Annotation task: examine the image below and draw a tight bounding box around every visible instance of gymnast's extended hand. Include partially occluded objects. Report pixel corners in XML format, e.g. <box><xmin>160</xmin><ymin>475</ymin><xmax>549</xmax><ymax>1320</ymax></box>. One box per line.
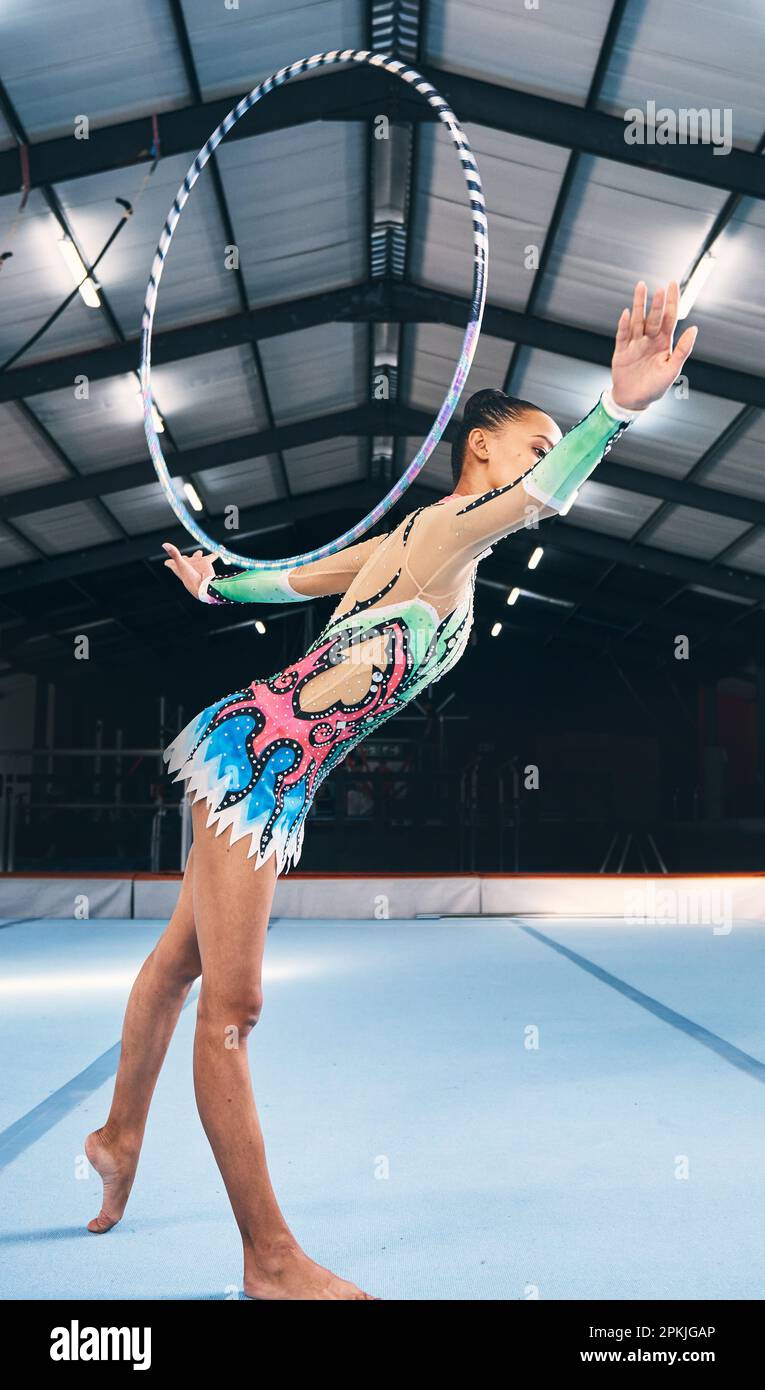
<box><xmin>161</xmin><ymin>543</ymin><xmax>216</xmax><ymax>598</ymax></box>
<box><xmin>610</xmin><ymin>279</ymin><xmax>698</xmax><ymax>410</ymax></box>
<box><xmin>440</xmin><ymin>278</ymin><xmax>701</xmax><ymax>550</ymax></box>
<box><xmin>161</xmin><ymin>534</ymin><xmax>385</xmax><ymax>605</ymax></box>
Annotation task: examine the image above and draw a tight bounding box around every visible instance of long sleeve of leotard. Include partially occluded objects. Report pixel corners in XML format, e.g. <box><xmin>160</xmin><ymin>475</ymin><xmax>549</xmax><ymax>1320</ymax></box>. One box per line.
<box><xmin>198</xmin><ymin>533</ymin><xmax>386</xmax><ymax>605</ymax></box>
<box><xmin>451</xmin><ymin>388</ymin><xmax>645</xmax><ymax>558</ymax></box>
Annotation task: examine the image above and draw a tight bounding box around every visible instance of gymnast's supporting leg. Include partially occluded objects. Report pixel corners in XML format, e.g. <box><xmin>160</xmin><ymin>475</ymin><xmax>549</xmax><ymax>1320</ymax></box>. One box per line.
<box><xmin>189</xmin><ymin>799</ymin><xmax>375</xmax><ymax>1300</ymax></box>
<box><xmin>85</xmin><ymin>846</ymin><xmax>203</xmax><ymax>1232</ymax></box>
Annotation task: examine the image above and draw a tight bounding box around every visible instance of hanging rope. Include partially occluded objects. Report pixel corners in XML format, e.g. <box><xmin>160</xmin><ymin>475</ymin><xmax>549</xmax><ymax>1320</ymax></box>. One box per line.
<box><xmin>0</xmin><ymin>112</ymin><xmax>164</xmax><ymax>368</ymax></box>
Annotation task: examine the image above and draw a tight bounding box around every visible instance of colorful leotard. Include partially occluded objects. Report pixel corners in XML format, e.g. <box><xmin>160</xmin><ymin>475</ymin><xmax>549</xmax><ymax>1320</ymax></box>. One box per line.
<box><xmin>164</xmin><ymin>390</ymin><xmax>639</xmax><ymax>873</ymax></box>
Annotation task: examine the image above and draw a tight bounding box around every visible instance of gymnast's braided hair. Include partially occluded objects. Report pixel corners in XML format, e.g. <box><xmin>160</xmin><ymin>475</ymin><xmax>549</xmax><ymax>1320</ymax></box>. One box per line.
<box><xmin>451</xmin><ymin>388</ymin><xmax>542</xmax><ymax>485</ymax></box>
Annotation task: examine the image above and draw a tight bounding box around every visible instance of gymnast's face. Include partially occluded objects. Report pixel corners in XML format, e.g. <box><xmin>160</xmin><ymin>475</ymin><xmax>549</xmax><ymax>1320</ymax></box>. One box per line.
<box><xmin>459</xmin><ymin>407</ymin><xmax>562</xmax><ymax>494</ymax></box>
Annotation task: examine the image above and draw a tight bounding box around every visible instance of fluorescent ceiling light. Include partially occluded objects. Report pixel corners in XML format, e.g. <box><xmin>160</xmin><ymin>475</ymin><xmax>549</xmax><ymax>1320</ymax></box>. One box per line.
<box><xmin>527</xmin><ymin>546</ymin><xmax>544</xmax><ymax>570</ymax></box>
<box><xmin>57</xmin><ymin>236</ymin><xmax>101</xmax><ymax>308</ymax></box>
<box><xmin>559</xmin><ymin>488</ymin><xmax>579</xmax><ymax>516</ymax></box>
<box><xmin>182</xmin><ymin>481</ymin><xmax>203</xmax><ymax>512</ymax></box>
<box><xmin>506</xmin><ymin>587</ymin><xmax>520</xmax><ymax>606</ymax></box>
<box><xmin>490</xmin><ymin>621</ymin><xmax>502</xmax><ymax>637</ymax></box>
<box><xmin>678</xmin><ymin>252</ymin><xmax>715</xmax><ymax>319</ymax></box>
<box><xmin>134</xmin><ymin>383</ymin><xmax>165</xmax><ymax>432</ymax></box>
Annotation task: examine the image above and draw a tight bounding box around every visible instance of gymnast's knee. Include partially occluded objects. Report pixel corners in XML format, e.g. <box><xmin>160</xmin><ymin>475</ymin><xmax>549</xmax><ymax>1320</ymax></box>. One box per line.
<box><xmin>197</xmin><ymin>984</ymin><xmax>264</xmax><ymax>1039</ymax></box>
<box><xmin>151</xmin><ymin>941</ymin><xmax>201</xmax><ymax>990</ymax></box>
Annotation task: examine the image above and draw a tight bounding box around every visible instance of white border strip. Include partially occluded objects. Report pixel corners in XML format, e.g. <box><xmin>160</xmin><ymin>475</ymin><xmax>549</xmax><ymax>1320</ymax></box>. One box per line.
<box><xmin>1</xmin><ymin>875</ymin><xmax>762</xmax><ymax>922</ymax></box>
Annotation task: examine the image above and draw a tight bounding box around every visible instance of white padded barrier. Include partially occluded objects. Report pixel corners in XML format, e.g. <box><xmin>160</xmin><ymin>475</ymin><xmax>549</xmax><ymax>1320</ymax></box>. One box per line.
<box><xmin>0</xmin><ymin>875</ymin><xmax>133</xmax><ymax>919</ymax></box>
<box><xmin>132</xmin><ymin>874</ymin><xmax>480</xmax><ymax>921</ymax></box>
<box><xmin>2</xmin><ymin>873</ymin><xmax>763</xmax><ymax>922</ymax></box>
<box><xmin>480</xmin><ymin>874</ymin><xmax>765</xmax><ymax>922</ymax></box>
<box><xmin>273</xmin><ymin>874</ymin><xmax>481</xmax><ymax>920</ymax></box>
<box><xmin>133</xmin><ymin>876</ymin><xmax>182</xmax><ymax>920</ymax></box>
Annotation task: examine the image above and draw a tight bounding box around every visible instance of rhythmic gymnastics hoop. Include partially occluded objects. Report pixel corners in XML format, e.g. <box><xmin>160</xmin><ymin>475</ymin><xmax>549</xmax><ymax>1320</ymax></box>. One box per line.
<box><xmin>140</xmin><ymin>49</ymin><xmax>488</xmax><ymax>570</ymax></box>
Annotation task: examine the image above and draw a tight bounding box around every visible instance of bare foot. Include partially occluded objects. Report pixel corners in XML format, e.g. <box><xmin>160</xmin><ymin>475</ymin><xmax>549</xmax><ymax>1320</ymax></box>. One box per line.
<box><xmin>244</xmin><ymin>1243</ymin><xmax>379</xmax><ymax>1300</ymax></box>
<box><xmin>84</xmin><ymin>1127</ymin><xmax>141</xmax><ymax>1233</ymax></box>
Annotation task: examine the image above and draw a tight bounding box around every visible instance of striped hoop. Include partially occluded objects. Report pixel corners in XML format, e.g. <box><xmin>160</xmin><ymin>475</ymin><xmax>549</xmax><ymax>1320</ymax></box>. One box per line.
<box><xmin>140</xmin><ymin>49</ymin><xmax>488</xmax><ymax>569</ymax></box>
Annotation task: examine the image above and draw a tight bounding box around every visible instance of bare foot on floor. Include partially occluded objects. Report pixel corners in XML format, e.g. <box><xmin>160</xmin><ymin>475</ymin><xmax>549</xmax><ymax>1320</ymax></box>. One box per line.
<box><xmin>84</xmin><ymin>1127</ymin><xmax>141</xmax><ymax>1233</ymax></box>
<box><xmin>244</xmin><ymin>1245</ymin><xmax>380</xmax><ymax>1300</ymax></box>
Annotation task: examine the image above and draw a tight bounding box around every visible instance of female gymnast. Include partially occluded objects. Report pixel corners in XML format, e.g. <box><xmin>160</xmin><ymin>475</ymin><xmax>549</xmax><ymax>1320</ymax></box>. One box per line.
<box><xmin>85</xmin><ymin>281</ymin><xmax>697</xmax><ymax>1299</ymax></box>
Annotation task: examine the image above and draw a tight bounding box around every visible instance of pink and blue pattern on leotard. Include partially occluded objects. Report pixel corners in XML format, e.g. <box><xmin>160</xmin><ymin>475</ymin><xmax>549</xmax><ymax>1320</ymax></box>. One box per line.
<box><xmin>164</xmin><ymin>581</ymin><xmax>474</xmax><ymax>875</ymax></box>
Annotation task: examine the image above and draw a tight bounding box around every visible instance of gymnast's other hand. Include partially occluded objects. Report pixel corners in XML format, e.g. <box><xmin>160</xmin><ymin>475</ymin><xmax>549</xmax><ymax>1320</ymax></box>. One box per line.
<box><xmin>611</xmin><ymin>279</ymin><xmax>698</xmax><ymax>412</ymax></box>
<box><xmin>162</xmin><ymin>542</ymin><xmax>216</xmax><ymax>598</ymax></box>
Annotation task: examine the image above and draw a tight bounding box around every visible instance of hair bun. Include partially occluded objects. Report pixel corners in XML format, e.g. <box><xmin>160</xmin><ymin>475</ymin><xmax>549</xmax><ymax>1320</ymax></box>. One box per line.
<box><xmin>464</xmin><ymin>388</ymin><xmax>507</xmax><ymax>420</ymax></box>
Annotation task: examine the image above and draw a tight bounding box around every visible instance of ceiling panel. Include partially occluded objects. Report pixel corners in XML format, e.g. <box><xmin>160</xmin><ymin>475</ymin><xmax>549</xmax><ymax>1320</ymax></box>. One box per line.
<box><xmin>642</xmin><ymin>505</ymin><xmax>750</xmax><ymax>560</ymax></box>
<box><xmin>0</xmin><ymin>402</ymin><xmax>71</xmax><ymax>493</ymax></box>
<box><xmin>1</xmin><ymin>0</ymin><xmax>189</xmax><ymax>140</ymax></box>
<box><xmin>13</xmin><ymin>498</ymin><xmax>121</xmax><ymax>554</ymax></box>
<box><xmin>532</xmin><ymin>156</ymin><xmax>729</xmax><ymax>343</ymax></box>
<box><xmin>260</xmin><ymin>322</ymin><xmax>366</xmax><ymax>423</ymax></box>
<box><xmin>409</xmin><ymin>122</ymin><xmax>568</xmax><ymax>309</ymax></box>
<box><xmin>101</xmin><ymin>482</ymin><xmax>174</xmax><ymax>538</ymax></box>
<box><xmin>668</xmin><ymin>197</ymin><xmax>765</xmax><ymax>374</ymax></box>
<box><xmin>25</xmin><ymin>373</ymin><xmax>150</xmax><ymax>473</ymax></box>
<box><xmin>217</xmin><ymin>121</ymin><xmax>366</xmax><ymax>308</ymax></box>
<box><xmin>402</xmin><ymin>435</ymin><xmax>452</xmax><ymax>493</ymax></box>
<box><xmin>425</xmin><ymin>0</ymin><xmax>616</xmax><ymax>105</ymax></box>
<box><xmin>283</xmin><ymin>436</ymin><xmax>365</xmax><ymax>495</ymax></box>
<box><xmin>197</xmin><ymin>455</ymin><xmax>286</xmax><ymax>513</ymax></box>
<box><xmin>150</xmin><ymin>345</ymin><xmax>269</xmax><ymax>448</ymax></box>
<box><xmin>700</xmin><ymin>410</ymin><xmax>765</xmax><ymax>502</ymax></box>
<box><xmin>727</xmin><ymin>531</ymin><xmax>765</xmax><ymax>576</ymax></box>
<box><xmin>599</xmin><ymin>0</ymin><xmax>765</xmax><ymax>147</ymax></box>
<box><xmin>180</xmin><ymin>0</ymin><xmax>364</xmax><ymax>101</ymax></box>
<box><xmin>401</xmin><ymin>324</ymin><xmax>512</xmax><ymax>411</ymax></box>
<box><xmin>0</xmin><ymin>521</ymin><xmax>37</xmax><ymax>569</ymax></box>
<box><xmin>561</xmin><ymin>479</ymin><xmax>660</xmax><ymax>538</ymax></box>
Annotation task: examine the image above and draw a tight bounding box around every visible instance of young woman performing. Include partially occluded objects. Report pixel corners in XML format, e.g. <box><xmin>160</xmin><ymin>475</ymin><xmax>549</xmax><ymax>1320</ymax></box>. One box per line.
<box><xmin>85</xmin><ymin>281</ymin><xmax>697</xmax><ymax>1299</ymax></box>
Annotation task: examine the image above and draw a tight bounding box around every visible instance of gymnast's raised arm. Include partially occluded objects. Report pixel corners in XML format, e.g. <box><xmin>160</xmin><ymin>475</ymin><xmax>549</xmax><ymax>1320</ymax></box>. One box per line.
<box><xmin>161</xmin><ymin>533</ymin><xmax>385</xmax><ymax>605</ymax></box>
<box><xmin>448</xmin><ymin>280</ymin><xmax>699</xmax><ymax>560</ymax></box>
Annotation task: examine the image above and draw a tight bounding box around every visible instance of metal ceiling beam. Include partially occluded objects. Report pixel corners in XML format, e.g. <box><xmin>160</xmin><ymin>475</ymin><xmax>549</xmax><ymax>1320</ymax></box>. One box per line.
<box><xmin>476</xmin><ymin>563</ymin><xmax>758</xmax><ymax>644</ymax></box>
<box><xmin>6</xmin><ymin>515</ymin><xmax>751</xmax><ymax>657</ymax></box>
<box><xmin>0</xmin><ymin>480</ymin><xmax>377</xmax><ymax>593</ymax></box>
<box><xmin>0</xmin><ymin>406</ymin><xmax>380</xmax><ymax>518</ymax></box>
<box><xmin>0</xmin><ymin>282</ymin><xmax>361</xmax><ymax>402</ymax></box>
<box><xmin>3</xmin><ymin>478</ymin><xmax>765</xmax><ymax>605</ymax></box>
<box><xmin>6</xmin><ymin>401</ymin><xmax>765</xmax><ymax>533</ymax></box>
<box><xmin>474</xmin><ymin>581</ymin><xmax>762</xmax><ymax>674</ymax></box>
<box><xmin>541</xmin><ymin>520</ymin><xmax>765</xmax><ymax>605</ymax></box>
<box><xmin>4</xmin><ymin>279</ymin><xmax>764</xmax><ymax>408</ymax></box>
<box><xmin>2</xmin><ymin>63</ymin><xmax>764</xmax><ymax>201</ymax></box>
